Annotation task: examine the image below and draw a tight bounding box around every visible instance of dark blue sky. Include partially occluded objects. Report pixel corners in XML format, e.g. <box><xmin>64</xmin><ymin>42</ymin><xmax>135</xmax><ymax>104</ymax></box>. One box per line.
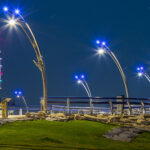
<box><xmin>1</xmin><ymin>0</ymin><xmax>150</xmax><ymax>104</ymax></box>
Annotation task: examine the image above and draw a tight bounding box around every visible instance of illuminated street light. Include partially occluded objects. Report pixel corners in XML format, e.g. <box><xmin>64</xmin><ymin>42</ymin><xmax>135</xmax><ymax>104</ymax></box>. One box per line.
<box><xmin>102</xmin><ymin>41</ymin><xmax>106</xmax><ymax>46</ymax></box>
<box><xmin>138</xmin><ymin>72</ymin><xmax>143</xmax><ymax>77</ymax></box>
<box><xmin>96</xmin><ymin>40</ymin><xmax>100</xmax><ymax>44</ymax></box>
<box><xmin>3</xmin><ymin>6</ymin><xmax>8</xmax><ymax>12</ymax></box>
<box><xmin>8</xmin><ymin>19</ymin><xmax>16</xmax><ymax>25</ymax></box>
<box><xmin>14</xmin><ymin>90</ymin><xmax>29</xmax><ymax>113</ymax></box>
<box><xmin>97</xmin><ymin>48</ymin><xmax>105</xmax><ymax>55</ymax></box>
<box><xmin>74</xmin><ymin>74</ymin><xmax>93</xmax><ymax>114</ymax></box>
<box><xmin>14</xmin><ymin>9</ymin><xmax>20</xmax><ymax>14</ymax></box>
<box><xmin>96</xmin><ymin>40</ymin><xmax>131</xmax><ymax>114</ymax></box>
<box><xmin>137</xmin><ymin>66</ymin><xmax>150</xmax><ymax>82</ymax></box>
<box><xmin>3</xmin><ymin>7</ymin><xmax>48</xmax><ymax>113</ymax></box>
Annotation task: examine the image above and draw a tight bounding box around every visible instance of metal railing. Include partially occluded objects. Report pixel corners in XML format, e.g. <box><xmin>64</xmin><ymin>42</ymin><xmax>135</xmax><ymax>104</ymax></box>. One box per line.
<box><xmin>47</xmin><ymin>96</ymin><xmax>150</xmax><ymax>115</ymax></box>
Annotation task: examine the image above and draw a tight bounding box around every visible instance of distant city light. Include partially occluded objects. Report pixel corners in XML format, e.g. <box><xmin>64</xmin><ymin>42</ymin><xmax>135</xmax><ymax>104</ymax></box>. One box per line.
<box><xmin>3</xmin><ymin>6</ymin><xmax>8</xmax><ymax>12</ymax></box>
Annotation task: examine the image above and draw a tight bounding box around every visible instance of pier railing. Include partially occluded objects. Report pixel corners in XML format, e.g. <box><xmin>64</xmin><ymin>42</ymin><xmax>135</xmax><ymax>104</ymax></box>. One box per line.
<box><xmin>47</xmin><ymin>96</ymin><xmax>150</xmax><ymax>115</ymax></box>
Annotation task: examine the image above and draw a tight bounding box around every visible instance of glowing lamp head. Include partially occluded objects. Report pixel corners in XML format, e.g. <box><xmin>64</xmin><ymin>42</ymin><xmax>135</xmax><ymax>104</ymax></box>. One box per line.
<box><xmin>17</xmin><ymin>95</ymin><xmax>20</xmax><ymax>98</ymax></box>
<box><xmin>97</xmin><ymin>48</ymin><xmax>105</xmax><ymax>55</ymax></box>
<box><xmin>3</xmin><ymin>6</ymin><xmax>8</xmax><ymax>12</ymax></box>
<box><xmin>81</xmin><ymin>75</ymin><xmax>85</xmax><ymax>79</ymax></box>
<box><xmin>18</xmin><ymin>91</ymin><xmax>22</xmax><ymax>95</ymax></box>
<box><xmin>15</xmin><ymin>9</ymin><xmax>20</xmax><ymax>14</ymax></box>
<box><xmin>75</xmin><ymin>75</ymin><xmax>78</xmax><ymax>79</ymax></box>
<box><xmin>102</xmin><ymin>41</ymin><xmax>106</xmax><ymax>46</ymax></box>
<box><xmin>137</xmin><ymin>67</ymin><xmax>140</xmax><ymax>71</ymax></box>
<box><xmin>96</xmin><ymin>40</ymin><xmax>100</xmax><ymax>44</ymax></box>
<box><xmin>8</xmin><ymin>19</ymin><xmax>16</xmax><ymax>26</ymax></box>
<box><xmin>140</xmin><ymin>67</ymin><xmax>144</xmax><ymax>70</ymax></box>
<box><xmin>14</xmin><ymin>91</ymin><xmax>18</xmax><ymax>95</ymax></box>
<box><xmin>138</xmin><ymin>72</ymin><xmax>143</xmax><ymax>77</ymax></box>
<box><xmin>77</xmin><ymin>80</ymin><xmax>82</xmax><ymax>84</ymax></box>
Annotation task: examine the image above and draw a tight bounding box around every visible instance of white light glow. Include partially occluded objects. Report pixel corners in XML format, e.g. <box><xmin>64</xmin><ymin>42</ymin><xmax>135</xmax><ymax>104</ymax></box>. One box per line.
<box><xmin>77</xmin><ymin>80</ymin><xmax>82</xmax><ymax>84</ymax></box>
<box><xmin>8</xmin><ymin>19</ymin><xmax>16</xmax><ymax>25</ymax></box>
<box><xmin>17</xmin><ymin>95</ymin><xmax>20</xmax><ymax>98</ymax></box>
<box><xmin>102</xmin><ymin>42</ymin><xmax>106</xmax><ymax>46</ymax></box>
<box><xmin>97</xmin><ymin>48</ymin><xmax>105</xmax><ymax>55</ymax></box>
<box><xmin>138</xmin><ymin>72</ymin><xmax>143</xmax><ymax>77</ymax></box>
<box><xmin>96</xmin><ymin>40</ymin><xmax>100</xmax><ymax>44</ymax></box>
<box><xmin>3</xmin><ymin>7</ymin><xmax>8</xmax><ymax>12</ymax></box>
<box><xmin>15</xmin><ymin>9</ymin><xmax>20</xmax><ymax>14</ymax></box>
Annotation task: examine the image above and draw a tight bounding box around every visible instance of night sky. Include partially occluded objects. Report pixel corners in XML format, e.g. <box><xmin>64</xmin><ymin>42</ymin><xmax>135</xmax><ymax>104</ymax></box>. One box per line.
<box><xmin>0</xmin><ymin>0</ymin><xmax>150</xmax><ymax>105</ymax></box>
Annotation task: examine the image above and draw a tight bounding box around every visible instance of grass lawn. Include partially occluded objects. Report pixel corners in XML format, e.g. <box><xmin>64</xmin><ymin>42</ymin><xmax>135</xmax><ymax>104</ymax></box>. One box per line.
<box><xmin>0</xmin><ymin>120</ymin><xmax>149</xmax><ymax>150</ymax></box>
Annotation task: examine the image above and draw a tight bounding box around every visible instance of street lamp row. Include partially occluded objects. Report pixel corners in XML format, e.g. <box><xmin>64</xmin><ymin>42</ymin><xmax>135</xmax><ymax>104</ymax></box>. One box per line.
<box><xmin>3</xmin><ymin>6</ymin><xmax>148</xmax><ymax>115</ymax></box>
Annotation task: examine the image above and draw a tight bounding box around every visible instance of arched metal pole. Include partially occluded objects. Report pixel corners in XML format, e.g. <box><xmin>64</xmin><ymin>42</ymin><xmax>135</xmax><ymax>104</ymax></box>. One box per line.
<box><xmin>83</xmin><ymin>79</ymin><xmax>92</xmax><ymax>97</ymax></box>
<box><xmin>104</xmin><ymin>46</ymin><xmax>131</xmax><ymax>114</ymax></box>
<box><xmin>22</xmin><ymin>96</ymin><xmax>28</xmax><ymax>113</ymax></box>
<box><xmin>80</xmin><ymin>82</ymin><xmax>90</xmax><ymax>97</ymax></box>
<box><xmin>144</xmin><ymin>73</ymin><xmax>150</xmax><ymax>83</ymax></box>
<box><xmin>16</xmin><ymin>17</ymin><xmax>48</xmax><ymax>113</ymax></box>
<box><xmin>80</xmin><ymin>81</ymin><xmax>93</xmax><ymax>114</ymax></box>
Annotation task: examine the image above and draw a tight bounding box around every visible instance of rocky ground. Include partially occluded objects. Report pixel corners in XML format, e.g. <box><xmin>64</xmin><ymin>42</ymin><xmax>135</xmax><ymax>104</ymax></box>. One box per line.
<box><xmin>104</xmin><ymin>126</ymin><xmax>146</xmax><ymax>142</ymax></box>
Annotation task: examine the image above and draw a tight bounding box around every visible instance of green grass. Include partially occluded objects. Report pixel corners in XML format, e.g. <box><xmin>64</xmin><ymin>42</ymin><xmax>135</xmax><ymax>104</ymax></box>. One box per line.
<box><xmin>0</xmin><ymin>120</ymin><xmax>149</xmax><ymax>150</ymax></box>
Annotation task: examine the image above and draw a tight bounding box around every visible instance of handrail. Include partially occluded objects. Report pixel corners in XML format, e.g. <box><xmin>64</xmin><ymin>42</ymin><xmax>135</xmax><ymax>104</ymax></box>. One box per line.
<box><xmin>47</xmin><ymin>96</ymin><xmax>150</xmax><ymax>101</ymax></box>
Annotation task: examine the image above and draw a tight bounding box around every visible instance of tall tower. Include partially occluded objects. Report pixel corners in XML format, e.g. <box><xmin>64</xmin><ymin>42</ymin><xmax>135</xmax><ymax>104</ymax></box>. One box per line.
<box><xmin>0</xmin><ymin>50</ymin><xmax>2</xmax><ymax>90</ymax></box>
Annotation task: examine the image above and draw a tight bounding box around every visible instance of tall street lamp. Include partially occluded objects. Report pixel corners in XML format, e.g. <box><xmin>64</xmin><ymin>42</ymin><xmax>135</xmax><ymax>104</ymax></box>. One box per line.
<box><xmin>14</xmin><ymin>90</ymin><xmax>28</xmax><ymax>113</ymax></box>
<box><xmin>74</xmin><ymin>75</ymin><xmax>93</xmax><ymax>114</ymax></box>
<box><xmin>96</xmin><ymin>40</ymin><xmax>131</xmax><ymax>114</ymax></box>
<box><xmin>3</xmin><ymin>7</ymin><xmax>48</xmax><ymax>113</ymax></box>
<box><xmin>137</xmin><ymin>66</ymin><xmax>150</xmax><ymax>82</ymax></box>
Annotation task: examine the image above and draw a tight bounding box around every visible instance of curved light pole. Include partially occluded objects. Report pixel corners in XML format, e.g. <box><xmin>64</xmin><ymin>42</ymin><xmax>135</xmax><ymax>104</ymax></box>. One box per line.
<box><xmin>14</xmin><ymin>90</ymin><xmax>29</xmax><ymax>113</ymax></box>
<box><xmin>3</xmin><ymin>7</ymin><xmax>48</xmax><ymax>113</ymax></box>
<box><xmin>75</xmin><ymin>75</ymin><xmax>93</xmax><ymax>114</ymax></box>
<box><xmin>96</xmin><ymin>40</ymin><xmax>131</xmax><ymax>114</ymax></box>
<box><xmin>137</xmin><ymin>66</ymin><xmax>150</xmax><ymax>83</ymax></box>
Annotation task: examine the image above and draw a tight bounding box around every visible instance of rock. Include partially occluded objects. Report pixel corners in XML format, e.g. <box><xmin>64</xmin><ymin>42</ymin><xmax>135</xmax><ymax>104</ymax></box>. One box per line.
<box><xmin>103</xmin><ymin>126</ymin><xmax>143</xmax><ymax>142</ymax></box>
<box><xmin>108</xmin><ymin>116</ymin><xmax>121</xmax><ymax>123</ymax></box>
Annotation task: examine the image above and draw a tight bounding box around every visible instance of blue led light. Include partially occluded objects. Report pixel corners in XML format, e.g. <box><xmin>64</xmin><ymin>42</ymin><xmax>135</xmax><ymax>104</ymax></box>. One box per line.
<box><xmin>102</xmin><ymin>41</ymin><xmax>106</xmax><ymax>46</ymax></box>
<box><xmin>96</xmin><ymin>40</ymin><xmax>100</xmax><ymax>44</ymax></box>
<box><xmin>18</xmin><ymin>91</ymin><xmax>22</xmax><ymax>95</ymax></box>
<box><xmin>140</xmin><ymin>67</ymin><xmax>144</xmax><ymax>70</ymax></box>
<box><xmin>3</xmin><ymin>6</ymin><xmax>8</xmax><ymax>12</ymax></box>
<box><xmin>75</xmin><ymin>75</ymin><xmax>78</xmax><ymax>79</ymax></box>
<box><xmin>14</xmin><ymin>91</ymin><xmax>18</xmax><ymax>95</ymax></box>
<box><xmin>81</xmin><ymin>75</ymin><xmax>85</xmax><ymax>79</ymax></box>
<box><xmin>14</xmin><ymin>9</ymin><xmax>20</xmax><ymax>14</ymax></box>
